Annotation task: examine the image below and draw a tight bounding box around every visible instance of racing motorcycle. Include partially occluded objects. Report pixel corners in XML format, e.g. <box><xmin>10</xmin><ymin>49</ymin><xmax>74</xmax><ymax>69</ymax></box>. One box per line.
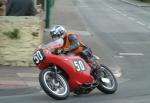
<box><xmin>33</xmin><ymin>38</ymin><xmax>118</xmax><ymax>100</ymax></box>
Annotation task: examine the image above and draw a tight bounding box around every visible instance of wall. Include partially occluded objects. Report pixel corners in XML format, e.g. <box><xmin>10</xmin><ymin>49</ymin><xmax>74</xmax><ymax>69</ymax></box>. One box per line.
<box><xmin>0</xmin><ymin>16</ymin><xmax>43</xmax><ymax>66</ymax></box>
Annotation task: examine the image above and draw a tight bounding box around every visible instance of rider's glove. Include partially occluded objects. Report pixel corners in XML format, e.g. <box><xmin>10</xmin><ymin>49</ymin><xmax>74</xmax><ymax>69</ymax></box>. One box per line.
<box><xmin>63</xmin><ymin>48</ymin><xmax>69</xmax><ymax>54</ymax></box>
<box><xmin>55</xmin><ymin>48</ymin><xmax>62</xmax><ymax>54</ymax></box>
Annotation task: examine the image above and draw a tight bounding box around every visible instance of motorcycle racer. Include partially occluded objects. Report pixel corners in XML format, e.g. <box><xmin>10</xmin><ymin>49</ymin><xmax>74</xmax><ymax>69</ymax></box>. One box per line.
<box><xmin>49</xmin><ymin>25</ymin><xmax>93</xmax><ymax>62</ymax></box>
<box><xmin>32</xmin><ymin>25</ymin><xmax>118</xmax><ymax>99</ymax></box>
<box><xmin>49</xmin><ymin>25</ymin><xmax>103</xmax><ymax>80</ymax></box>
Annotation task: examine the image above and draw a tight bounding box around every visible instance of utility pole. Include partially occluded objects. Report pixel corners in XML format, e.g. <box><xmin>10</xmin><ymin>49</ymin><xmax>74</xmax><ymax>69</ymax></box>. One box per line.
<box><xmin>45</xmin><ymin>0</ymin><xmax>51</xmax><ymax>28</ymax></box>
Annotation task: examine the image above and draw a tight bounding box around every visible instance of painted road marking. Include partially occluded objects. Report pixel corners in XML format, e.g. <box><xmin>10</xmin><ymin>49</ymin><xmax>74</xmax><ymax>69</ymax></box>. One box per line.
<box><xmin>116</xmin><ymin>10</ymin><xmax>121</xmax><ymax>13</ymax></box>
<box><xmin>105</xmin><ymin>3</ymin><xmax>148</xmax><ymax>29</ymax></box>
<box><xmin>109</xmin><ymin>6</ymin><xmax>113</xmax><ymax>9</ymax></box>
<box><xmin>112</xmin><ymin>8</ymin><xmax>117</xmax><ymax>11</ymax></box>
<box><xmin>122</xmin><ymin>13</ymin><xmax>127</xmax><ymax>16</ymax></box>
<box><xmin>122</xmin><ymin>41</ymin><xmax>150</xmax><ymax>45</ymax></box>
<box><xmin>119</xmin><ymin>53</ymin><xmax>144</xmax><ymax>56</ymax></box>
<box><xmin>128</xmin><ymin>17</ymin><xmax>135</xmax><ymax>21</ymax></box>
<box><xmin>136</xmin><ymin>21</ymin><xmax>145</xmax><ymax>26</ymax></box>
<box><xmin>17</xmin><ymin>73</ymin><xmax>38</xmax><ymax>78</ymax></box>
<box><xmin>105</xmin><ymin>4</ymin><xmax>147</xmax><ymax>28</ymax></box>
<box><xmin>114</xmin><ymin>55</ymin><xmax>124</xmax><ymax>58</ymax></box>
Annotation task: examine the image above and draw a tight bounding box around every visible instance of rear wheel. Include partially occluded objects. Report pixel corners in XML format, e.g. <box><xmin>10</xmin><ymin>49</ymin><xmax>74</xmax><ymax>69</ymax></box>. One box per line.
<box><xmin>39</xmin><ymin>69</ymin><xmax>70</xmax><ymax>100</ymax></box>
<box><xmin>96</xmin><ymin>64</ymin><xmax>118</xmax><ymax>94</ymax></box>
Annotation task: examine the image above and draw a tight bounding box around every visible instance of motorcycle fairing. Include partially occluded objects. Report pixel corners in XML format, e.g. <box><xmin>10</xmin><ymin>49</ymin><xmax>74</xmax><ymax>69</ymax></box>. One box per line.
<box><xmin>38</xmin><ymin>50</ymin><xmax>93</xmax><ymax>91</ymax></box>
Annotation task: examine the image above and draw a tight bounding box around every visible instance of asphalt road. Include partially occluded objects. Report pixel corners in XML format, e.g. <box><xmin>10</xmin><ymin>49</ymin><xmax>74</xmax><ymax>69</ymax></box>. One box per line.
<box><xmin>1</xmin><ymin>0</ymin><xmax>150</xmax><ymax>103</ymax></box>
<box><xmin>73</xmin><ymin>0</ymin><xmax>150</xmax><ymax>102</ymax></box>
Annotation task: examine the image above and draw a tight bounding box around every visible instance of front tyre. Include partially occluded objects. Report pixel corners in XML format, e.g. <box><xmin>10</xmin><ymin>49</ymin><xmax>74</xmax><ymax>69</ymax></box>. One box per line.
<box><xmin>39</xmin><ymin>69</ymin><xmax>70</xmax><ymax>100</ymax></box>
<box><xmin>97</xmin><ymin>64</ymin><xmax>118</xmax><ymax>94</ymax></box>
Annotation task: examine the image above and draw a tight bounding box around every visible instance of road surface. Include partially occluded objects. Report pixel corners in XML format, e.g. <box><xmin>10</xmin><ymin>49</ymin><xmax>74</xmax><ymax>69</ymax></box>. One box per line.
<box><xmin>1</xmin><ymin>0</ymin><xmax>150</xmax><ymax>103</ymax></box>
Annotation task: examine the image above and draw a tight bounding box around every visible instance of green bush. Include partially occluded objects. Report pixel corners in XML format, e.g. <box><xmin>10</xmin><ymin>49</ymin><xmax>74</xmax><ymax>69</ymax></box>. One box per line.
<box><xmin>3</xmin><ymin>29</ymin><xmax>20</xmax><ymax>39</ymax></box>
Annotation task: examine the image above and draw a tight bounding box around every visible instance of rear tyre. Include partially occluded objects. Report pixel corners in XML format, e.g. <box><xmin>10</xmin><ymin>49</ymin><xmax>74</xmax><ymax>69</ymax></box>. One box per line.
<box><xmin>97</xmin><ymin>64</ymin><xmax>118</xmax><ymax>94</ymax></box>
<box><xmin>39</xmin><ymin>69</ymin><xmax>70</xmax><ymax>100</ymax></box>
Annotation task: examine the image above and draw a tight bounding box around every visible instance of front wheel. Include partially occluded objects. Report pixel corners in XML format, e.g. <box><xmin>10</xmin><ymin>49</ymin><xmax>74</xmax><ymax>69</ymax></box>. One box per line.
<box><xmin>39</xmin><ymin>69</ymin><xmax>70</xmax><ymax>100</ymax></box>
<box><xmin>96</xmin><ymin>64</ymin><xmax>118</xmax><ymax>94</ymax></box>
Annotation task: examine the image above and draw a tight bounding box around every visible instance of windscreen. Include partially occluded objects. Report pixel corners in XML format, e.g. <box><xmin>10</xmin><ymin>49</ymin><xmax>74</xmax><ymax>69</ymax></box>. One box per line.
<box><xmin>41</xmin><ymin>38</ymin><xmax>64</xmax><ymax>49</ymax></box>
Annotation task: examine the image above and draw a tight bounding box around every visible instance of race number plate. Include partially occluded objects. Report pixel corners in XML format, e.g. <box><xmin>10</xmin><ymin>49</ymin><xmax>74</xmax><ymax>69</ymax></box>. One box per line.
<box><xmin>73</xmin><ymin>60</ymin><xmax>86</xmax><ymax>72</ymax></box>
<box><xmin>33</xmin><ymin>49</ymin><xmax>45</xmax><ymax>65</ymax></box>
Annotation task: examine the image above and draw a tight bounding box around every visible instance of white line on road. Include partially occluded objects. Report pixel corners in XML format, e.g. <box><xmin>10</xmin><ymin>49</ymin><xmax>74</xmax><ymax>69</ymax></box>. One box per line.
<box><xmin>114</xmin><ymin>55</ymin><xmax>124</xmax><ymax>58</ymax></box>
<box><xmin>136</xmin><ymin>21</ymin><xmax>145</xmax><ymax>26</ymax></box>
<box><xmin>122</xmin><ymin>13</ymin><xmax>127</xmax><ymax>16</ymax></box>
<box><xmin>116</xmin><ymin>10</ymin><xmax>121</xmax><ymax>13</ymax></box>
<box><xmin>112</xmin><ymin>8</ymin><xmax>117</xmax><ymax>11</ymax></box>
<box><xmin>128</xmin><ymin>17</ymin><xmax>135</xmax><ymax>21</ymax></box>
<box><xmin>17</xmin><ymin>73</ymin><xmax>38</xmax><ymax>78</ymax></box>
<box><xmin>119</xmin><ymin>53</ymin><xmax>144</xmax><ymax>56</ymax></box>
<box><xmin>109</xmin><ymin>6</ymin><xmax>113</xmax><ymax>9</ymax></box>
<box><xmin>105</xmin><ymin>4</ymin><xmax>121</xmax><ymax>14</ymax></box>
<box><xmin>122</xmin><ymin>41</ymin><xmax>150</xmax><ymax>44</ymax></box>
<box><xmin>104</xmin><ymin>3</ymin><xmax>147</xmax><ymax>28</ymax></box>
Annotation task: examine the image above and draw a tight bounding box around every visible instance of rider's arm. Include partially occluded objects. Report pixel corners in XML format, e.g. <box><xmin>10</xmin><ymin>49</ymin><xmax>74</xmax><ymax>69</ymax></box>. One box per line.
<box><xmin>67</xmin><ymin>34</ymin><xmax>80</xmax><ymax>51</ymax></box>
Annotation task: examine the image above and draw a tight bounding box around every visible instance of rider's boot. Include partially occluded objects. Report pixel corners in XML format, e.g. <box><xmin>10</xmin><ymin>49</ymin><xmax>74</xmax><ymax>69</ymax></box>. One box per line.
<box><xmin>90</xmin><ymin>64</ymin><xmax>102</xmax><ymax>80</ymax></box>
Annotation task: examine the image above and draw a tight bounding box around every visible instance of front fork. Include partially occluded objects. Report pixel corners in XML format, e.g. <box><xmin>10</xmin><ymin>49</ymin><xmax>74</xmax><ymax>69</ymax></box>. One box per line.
<box><xmin>48</xmin><ymin>65</ymin><xmax>59</xmax><ymax>82</ymax></box>
<box><xmin>88</xmin><ymin>59</ymin><xmax>102</xmax><ymax>81</ymax></box>
<box><xmin>54</xmin><ymin>65</ymin><xmax>58</xmax><ymax>80</ymax></box>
